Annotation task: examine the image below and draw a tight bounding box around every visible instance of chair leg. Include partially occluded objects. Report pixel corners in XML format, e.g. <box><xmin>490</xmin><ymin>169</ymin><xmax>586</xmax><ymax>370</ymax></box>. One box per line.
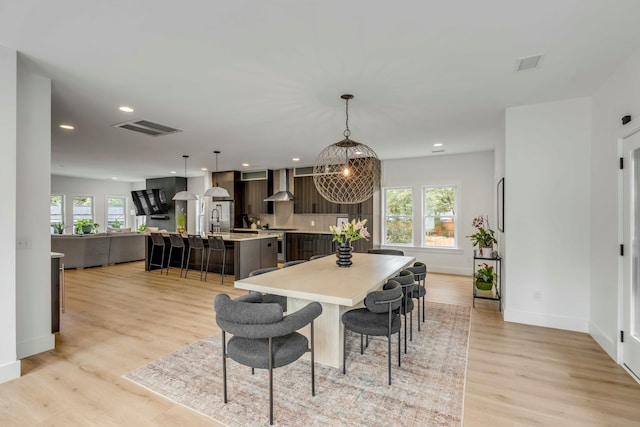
<box><xmin>404</xmin><ymin>313</ymin><xmax>407</xmax><ymax>354</ymax></box>
<box><xmin>204</xmin><ymin>249</ymin><xmax>211</xmax><ymax>282</ymax></box>
<box><xmin>360</xmin><ymin>333</ymin><xmax>364</xmax><ymax>354</ymax></box>
<box><xmin>221</xmin><ymin>331</ymin><xmax>227</xmax><ymax>403</ymax></box>
<box><xmin>185</xmin><ymin>249</ymin><xmax>192</xmax><ymax>278</ymax></box>
<box><xmin>422</xmin><ymin>291</ymin><xmax>426</xmax><ymax>322</ymax></box>
<box><xmin>387</xmin><ymin>332</ymin><xmax>392</xmax><ymax>385</ymax></box>
<box><xmin>268</xmin><ymin>337</ymin><xmax>274</xmax><ymax>425</ymax></box>
<box><xmin>416</xmin><ymin>294</ymin><xmax>421</xmax><ymax>331</ymax></box>
<box><xmin>398</xmin><ymin>329</ymin><xmax>401</xmax><ymax>367</ymax></box>
<box><xmin>199</xmin><ymin>249</ymin><xmax>204</xmax><ymax>281</ymax></box>
<box><xmin>166</xmin><ymin>246</ymin><xmax>172</xmax><ymax>275</ymax></box>
<box><xmin>410</xmin><ymin>310</ymin><xmax>413</xmax><ymax>342</ymax></box>
<box><xmin>221</xmin><ymin>249</ymin><xmax>226</xmax><ymax>284</ymax></box>
<box><xmin>179</xmin><ymin>248</ymin><xmax>185</xmax><ymax>278</ymax></box>
<box><xmin>311</xmin><ymin>320</ymin><xmax>315</xmax><ymax>396</ymax></box>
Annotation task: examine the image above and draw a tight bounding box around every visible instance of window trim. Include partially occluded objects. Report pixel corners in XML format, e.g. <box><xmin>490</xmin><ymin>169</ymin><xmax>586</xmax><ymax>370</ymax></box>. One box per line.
<box><xmin>50</xmin><ymin>194</ymin><xmax>65</xmax><ymax>230</ymax></box>
<box><xmin>72</xmin><ymin>195</ymin><xmax>95</xmax><ymax>232</ymax></box>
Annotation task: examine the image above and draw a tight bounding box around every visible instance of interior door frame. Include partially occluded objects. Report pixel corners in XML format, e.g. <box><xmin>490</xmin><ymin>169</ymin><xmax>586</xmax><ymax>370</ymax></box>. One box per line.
<box><xmin>619</xmin><ymin>126</ymin><xmax>640</xmax><ymax>381</ymax></box>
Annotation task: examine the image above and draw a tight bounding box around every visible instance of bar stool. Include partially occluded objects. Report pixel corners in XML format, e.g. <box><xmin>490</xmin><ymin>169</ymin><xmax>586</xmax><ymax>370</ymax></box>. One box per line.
<box><xmin>205</xmin><ymin>235</ymin><xmax>227</xmax><ymax>283</ymax></box>
<box><xmin>149</xmin><ymin>233</ymin><xmax>166</xmax><ymax>273</ymax></box>
<box><xmin>185</xmin><ymin>235</ymin><xmax>205</xmax><ymax>280</ymax></box>
<box><xmin>167</xmin><ymin>233</ymin><xmax>186</xmax><ymax>277</ymax></box>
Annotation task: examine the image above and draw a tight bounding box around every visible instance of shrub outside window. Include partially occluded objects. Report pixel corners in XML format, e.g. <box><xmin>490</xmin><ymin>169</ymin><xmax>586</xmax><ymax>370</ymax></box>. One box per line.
<box><xmin>424</xmin><ymin>185</ymin><xmax>457</xmax><ymax>247</ymax></box>
<box><xmin>384</xmin><ymin>188</ymin><xmax>413</xmax><ymax>244</ymax></box>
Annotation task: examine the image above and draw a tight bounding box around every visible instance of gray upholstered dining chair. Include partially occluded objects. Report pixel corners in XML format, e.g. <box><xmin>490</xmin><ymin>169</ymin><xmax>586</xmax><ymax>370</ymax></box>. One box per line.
<box><xmin>248</xmin><ymin>267</ymin><xmax>287</xmax><ymax>312</ymax></box>
<box><xmin>283</xmin><ymin>259</ymin><xmax>307</xmax><ymax>268</ymax></box>
<box><xmin>406</xmin><ymin>262</ymin><xmax>427</xmax><ymax>330</ymax></box>
<box><xmin>393</xmin><ymin>270</ymin><xmax>416</xmax><ymax>353</ymax></box>
<box><xmin>341</xmin><ymin>280</ymin><xmax>403</xmax><ymax>385</ymax></box>
<box><xmin>214</xmin><ymin>292</ymin><xmax>322</xmax><ymax>425</ymax></box>
<box><xmin>367</xmin><ymin>249</ymin><xmax>405</xmax><ymax>256</ymax></box>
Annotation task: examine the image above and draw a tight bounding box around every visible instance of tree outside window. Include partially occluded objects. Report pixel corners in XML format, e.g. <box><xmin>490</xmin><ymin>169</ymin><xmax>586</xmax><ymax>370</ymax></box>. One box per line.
<box><xmin>73</xmin><ymin>196</ymin><xmax>94</xmax><ymax>230</ymax></box>
<box><xmin>107</xmin><ymin>196</ymin><xmax>126</xmax><ymax>227</ymax></box>
<box><xmin>424</xmin><ymin>186</ymin><xmax>457</xmax><ymax>247</ymax></box>
<box><xmin>384</xmin><ymin>188</ymin><xmax>413</xmax><ymax>244</ymax></box>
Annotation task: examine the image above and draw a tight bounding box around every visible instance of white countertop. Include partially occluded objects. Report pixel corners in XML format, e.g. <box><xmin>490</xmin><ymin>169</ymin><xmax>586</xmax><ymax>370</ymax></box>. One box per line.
<box><xmin>51</xmin><ymin>252</ymin><xmax>65</xmax><ymax>258</ymax></box>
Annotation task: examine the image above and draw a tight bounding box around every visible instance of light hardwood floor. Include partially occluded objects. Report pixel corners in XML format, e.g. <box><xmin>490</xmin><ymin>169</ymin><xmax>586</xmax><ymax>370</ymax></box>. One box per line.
<box><xmin>1</xmin><ymin>262</ymin><xmax>639</xmax><ymax>426</ymax></box>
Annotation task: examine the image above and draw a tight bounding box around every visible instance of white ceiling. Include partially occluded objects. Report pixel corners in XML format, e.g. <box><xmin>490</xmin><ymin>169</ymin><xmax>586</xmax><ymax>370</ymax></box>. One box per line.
<box><xmin>2</xmin><ymin>0</ymin><xmax>640</xmax><ymax>182</ymax></box>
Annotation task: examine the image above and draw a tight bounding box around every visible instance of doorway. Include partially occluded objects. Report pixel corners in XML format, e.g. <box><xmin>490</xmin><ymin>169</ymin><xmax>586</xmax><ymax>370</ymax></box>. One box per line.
<box><xmin>622</xmin><ymin>129</ymin><xmax>640</xmax><ymax>379</ymax></box>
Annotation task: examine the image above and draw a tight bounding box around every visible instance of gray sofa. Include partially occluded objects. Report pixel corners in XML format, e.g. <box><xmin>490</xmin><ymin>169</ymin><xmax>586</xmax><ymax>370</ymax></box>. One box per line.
<box><xmin>51</xmin><ymin>232</ymin><xmax>146</xmax><ymax>269</ymax></box>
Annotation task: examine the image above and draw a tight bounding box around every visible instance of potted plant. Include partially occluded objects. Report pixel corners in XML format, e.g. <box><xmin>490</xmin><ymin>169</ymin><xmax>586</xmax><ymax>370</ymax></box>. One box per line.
<box><xmin>52</xmin><ymin>222</ymin><xmax>64</xmax><ymax>234</ymax></box>
<box><xmin>138</xmin><ymin>223</ymin><xmax>147</xmax><ymax>233</ymax></box>
<box><xmin>466</xmin><ymin>215</ymin><xmax>497</xmax><ymax>256</ymax></box>
<box><xmin>176</xmin><ymin>209</ymin><xmax>186</xmax><ymax>233</ymax></box>
<box><xmin>76</xmin><ymin>219</ymin><xmax>99</xmax><ymax>234</ymax></box>
<box><xmin>475</xmin><ymin>262</ymin><xmax>495</xmax><ymax>290</ymax></box>
<box><xmin>112</xmin><ymin>217</ymin><xmax>121</xmax><ymax>228</ymax></box>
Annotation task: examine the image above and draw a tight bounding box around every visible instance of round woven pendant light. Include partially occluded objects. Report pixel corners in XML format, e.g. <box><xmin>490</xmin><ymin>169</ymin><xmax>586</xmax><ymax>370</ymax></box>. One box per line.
<box><xmin>313</xmin><ymin>94</ymin><xmax>380</xmax><ymax>204</ymax></box>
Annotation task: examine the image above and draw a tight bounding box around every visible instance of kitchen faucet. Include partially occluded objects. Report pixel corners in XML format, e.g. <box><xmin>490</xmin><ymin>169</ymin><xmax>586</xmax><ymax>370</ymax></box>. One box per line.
<box><xmin>211</xmin><ymin>204</ymin><xmax>222</xmax><ymax>232</ymax></box>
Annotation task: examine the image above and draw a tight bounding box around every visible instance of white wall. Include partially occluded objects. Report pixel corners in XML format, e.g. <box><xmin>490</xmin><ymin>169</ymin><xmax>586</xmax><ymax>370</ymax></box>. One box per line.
<box><xmin>382</xmin><ymin>151</ymin><xmax>495</xmax><ymax>275</ymax></box>
<box><xmin>16</xmin><ymin>55</ymin><xmax>54</xmax><ymax>358</ymax></box>
<box><xmin>0</xmin><ymin>45</ymin><xmax>20</xmax><ymax>383</ymax></box>
<box><xmin>590</xmin><ymin>48</ymin><xmax>640</xmax><ymax>359</ymax></box>
<box><xmin>505</xmin><ymin>97</ymin><xmax>592</xmax><ymax>332</ymax></box>
<box><xmin>51</xmin><ymin>175</ymin><xmax>140</xmax><ymax>233</ymax></box>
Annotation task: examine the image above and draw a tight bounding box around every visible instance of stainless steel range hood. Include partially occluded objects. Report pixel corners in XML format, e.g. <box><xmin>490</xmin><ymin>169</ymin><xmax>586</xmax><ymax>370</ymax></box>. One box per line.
<box><xmin>264</xmin><ymin>169</ymin><xmax>294</xmax><ymax>201</ymax></box>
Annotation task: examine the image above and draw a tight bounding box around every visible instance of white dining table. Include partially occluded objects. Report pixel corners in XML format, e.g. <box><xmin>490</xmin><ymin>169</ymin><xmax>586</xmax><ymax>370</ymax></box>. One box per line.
<box><xmin>234</xmin><ymin>252</ymin><xmax>415</xmax><ymax>368</ymax></box>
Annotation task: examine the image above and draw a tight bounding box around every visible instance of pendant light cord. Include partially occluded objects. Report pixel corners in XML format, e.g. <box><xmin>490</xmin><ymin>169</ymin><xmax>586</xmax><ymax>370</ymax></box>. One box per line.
<box><xmin>343</xmin><ymin>97</ymin><xmax>351</xmax><ymax>139</ymax></box>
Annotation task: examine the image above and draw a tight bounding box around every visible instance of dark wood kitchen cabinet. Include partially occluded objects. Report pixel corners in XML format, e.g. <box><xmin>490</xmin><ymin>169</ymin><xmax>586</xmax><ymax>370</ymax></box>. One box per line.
<box><xmin>286</xmin><ymin>232</ymin><xmax>336</xmax><ymax>261</ymax></box>
<box><xmin>293</xmin><ymin>175</ymin><xmax>373</xmax><ymax>216</ymax></box>
<box><xmin>241</xmin><ymin>170</ymin><xmax>274</xmax><ymax>215</ymax></box>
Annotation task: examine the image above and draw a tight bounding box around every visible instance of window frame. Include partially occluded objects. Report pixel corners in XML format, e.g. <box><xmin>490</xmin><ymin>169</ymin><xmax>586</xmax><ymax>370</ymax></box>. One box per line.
<box><xmin>422</xmin><ymin>184</ymin><xmax>459</xmax><ymax>249</ymax></box>
<box><xmin>105</xmin><ymin>195</ymin><xmax>127</xmax><ymax>228</ymax></box>
<box><xmin>382</xmin><ymin>187</ymin><xmax>414</xmax><ymax>246</ymax></box>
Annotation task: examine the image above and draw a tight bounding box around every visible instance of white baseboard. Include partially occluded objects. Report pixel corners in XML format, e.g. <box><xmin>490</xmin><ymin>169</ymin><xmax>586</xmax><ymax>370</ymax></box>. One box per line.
<box><xmin>589</xmin><ymin>321</ymin><xmax>617</xmax><ymax>361</ymax></box>
<box><xmin>0</xmin><ymin>360</ymin><xmax>21</xmax><ymax>384</ymax></box>
<box><xmin>504</xmin><ymin>307</ymin><xmax>589</xmax><ymax>332</ymax></box>
<box><xmin>426</xmin><ymin>265</ymin><xmax>470</xmax><ymax>276</ymax></box>
<box><xmin>16</xmin><ymin>333</ymin><xmax>54</xmax><ymax>359</ymax></box>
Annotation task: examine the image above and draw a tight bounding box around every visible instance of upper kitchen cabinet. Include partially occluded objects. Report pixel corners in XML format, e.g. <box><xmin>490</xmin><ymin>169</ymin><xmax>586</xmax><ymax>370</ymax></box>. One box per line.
<box><xmin>211</xmin><ymin>170</ymin><xmax>240</xmax><ymax>201</ymax></box>
<box><xmin>241</xmin><ymin>169</ymin><xmax>274</xmax><ymax>215</ymax></box>
<box><xmin>292</xmin><ymin>169</ymin><xmax>373</xmax><ymax>216</ymax></box>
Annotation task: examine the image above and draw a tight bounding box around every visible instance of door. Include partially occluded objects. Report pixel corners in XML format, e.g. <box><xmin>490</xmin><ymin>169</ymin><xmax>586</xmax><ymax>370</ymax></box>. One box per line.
<box><xmin>622</xmin><ymin>129</ymin><xmax>640</xmax><ymax>379</ymax></box>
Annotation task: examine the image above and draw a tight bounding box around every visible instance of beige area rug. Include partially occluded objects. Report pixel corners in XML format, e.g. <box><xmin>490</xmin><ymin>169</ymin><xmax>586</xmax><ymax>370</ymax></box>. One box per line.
<box><xmin>124</xmin><ymin>301</ymin><xmax>470</xmax><ymax>427</ymax></box>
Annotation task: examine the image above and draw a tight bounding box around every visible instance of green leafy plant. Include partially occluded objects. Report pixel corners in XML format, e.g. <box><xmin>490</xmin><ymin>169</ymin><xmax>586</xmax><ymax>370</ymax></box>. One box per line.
<box><xmin>138</xmin><ymin>223</ymin><xmax>147</xmax><ymax>232</ymax></box>
<box><xmin>75</xmin><ymin>219</ymin><xmax>99</xmax><ymax>234</ymax></box>
<box><xmin>52</xmin><ymin>222</ymin><xmax>64</xmax><ymax>234</ymax></box>
<box><xmin>475</xmin><ymin>263</ymin><xmax>495</xmax><ymax>290</ymax></box>
<box><xmin>329</xmin><ymin>219</ymin><xmax>370</xmax><ymax>244</ymax></box>
<box><xmin>112</xmin><ymin>217</ymin><xmax>121</xmax><ymax>228</ymax></box>
<box><xmin>466</xmin><ymin>215</ymin><xmax>497</xmax><ymax>248</ymax></box>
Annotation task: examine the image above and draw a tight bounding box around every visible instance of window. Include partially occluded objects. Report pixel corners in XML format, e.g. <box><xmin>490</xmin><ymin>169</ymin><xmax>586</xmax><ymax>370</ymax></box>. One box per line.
<box><xmin>384</xmin><ymin>188</ymin><xmax>413</xmax><ymax>244</ymax></box>
<box><xmin>424</xmin><ymin>185</ymin><xmax>457</xmax><ymax>247</ymax></box>
<box><xmin>50</xmin><ymin>194</ymin><xmax>64</xmax><ymax>229</ymax></box>
<box><xmin>73</xmin><ymin>196</ymin><xmax>94</xmax><ymax>230</ymax></box>
<box><xmin>106</xmin><ymin>196</ymin><xmax>126</xmax><ymax>227</ymax></box>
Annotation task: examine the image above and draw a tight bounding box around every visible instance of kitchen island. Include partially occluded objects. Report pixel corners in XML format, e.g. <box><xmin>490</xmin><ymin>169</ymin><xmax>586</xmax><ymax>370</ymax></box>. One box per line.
<box><xmin>145</xmin><ymin>233</ymin><xmax>277</xmax><ymax>280</ymax></box>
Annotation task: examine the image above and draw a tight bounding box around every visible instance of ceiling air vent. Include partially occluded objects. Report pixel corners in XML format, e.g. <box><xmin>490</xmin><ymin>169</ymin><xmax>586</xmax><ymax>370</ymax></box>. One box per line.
<box><xmin>113</xmin><ymin>119</ymin><xmax>182</xmax><ymax>137</ymax></box>
<box><xmin>516</xmin><ymin>54</ymin><xmax>542</xmax><ymax>72</ymax></box>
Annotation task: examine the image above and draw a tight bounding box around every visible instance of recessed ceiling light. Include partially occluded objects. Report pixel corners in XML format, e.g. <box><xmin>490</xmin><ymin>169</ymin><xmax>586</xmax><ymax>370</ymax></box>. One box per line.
<box><xmin>60</xmin><ymin>124</ymin><xmax>74</xmax><ymax>130</ymax></box>
<box><xmin>119</xmin><ymin>106</ymin><xmax>134</xmax><ymax>113</ymax></box>
<box><xmin>201</xmin><ymin>167</ymin><xmax>208</xmax><ymax>171</ymax></box>
<box><xmin>434</xmin><ymin>143</ymin><xmax>443</xmax><ymax>147</ymax></box>
<box><xmin>242</xmin><ymin>163</ymin><xmax>249</xmax><ymax>167</ymax></box>
<box><xmin>292</xmin><ymin>158</ymin><xmax>300</xmax><ymax>162</ymax></box>
<box><xmin>170</xmin><ymin>171</ymin><xmax>177</xmax><ymax>174</ymax></box>
<box><xmin>112</xmin><ymin>177</ymin><xmax>118</xmax><ymax>180</ymax></box>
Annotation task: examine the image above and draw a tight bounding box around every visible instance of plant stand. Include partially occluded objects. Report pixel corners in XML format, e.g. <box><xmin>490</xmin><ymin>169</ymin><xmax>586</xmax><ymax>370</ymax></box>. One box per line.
<box><xmin>472</xmin><ymin>250</ymin><xmax>501</xmax><ymax>311</ymax></box>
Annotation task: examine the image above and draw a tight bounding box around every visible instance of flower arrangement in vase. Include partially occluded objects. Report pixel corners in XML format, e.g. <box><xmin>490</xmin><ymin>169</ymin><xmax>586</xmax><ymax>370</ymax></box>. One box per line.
<box><xmin>466</xmin><ymin>215</ymin><xmax>497</xmax><ymax>256</ymax></box>
<box><xmin>329</xmin><ymin>219</ymin><xmax>370</xmax><ymax>267</ymax></box>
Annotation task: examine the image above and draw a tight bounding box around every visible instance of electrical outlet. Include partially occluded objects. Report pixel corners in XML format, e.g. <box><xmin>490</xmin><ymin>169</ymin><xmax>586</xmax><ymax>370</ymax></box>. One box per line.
<box><xmin>16</xmin><ymin>237</ymin><xmax>32</xmax><ymax>250</ymax></box>
<box><xmin>534</xmin><ymin>290</ymin><xmax>542</xmax><ymax>301</ymax></box>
